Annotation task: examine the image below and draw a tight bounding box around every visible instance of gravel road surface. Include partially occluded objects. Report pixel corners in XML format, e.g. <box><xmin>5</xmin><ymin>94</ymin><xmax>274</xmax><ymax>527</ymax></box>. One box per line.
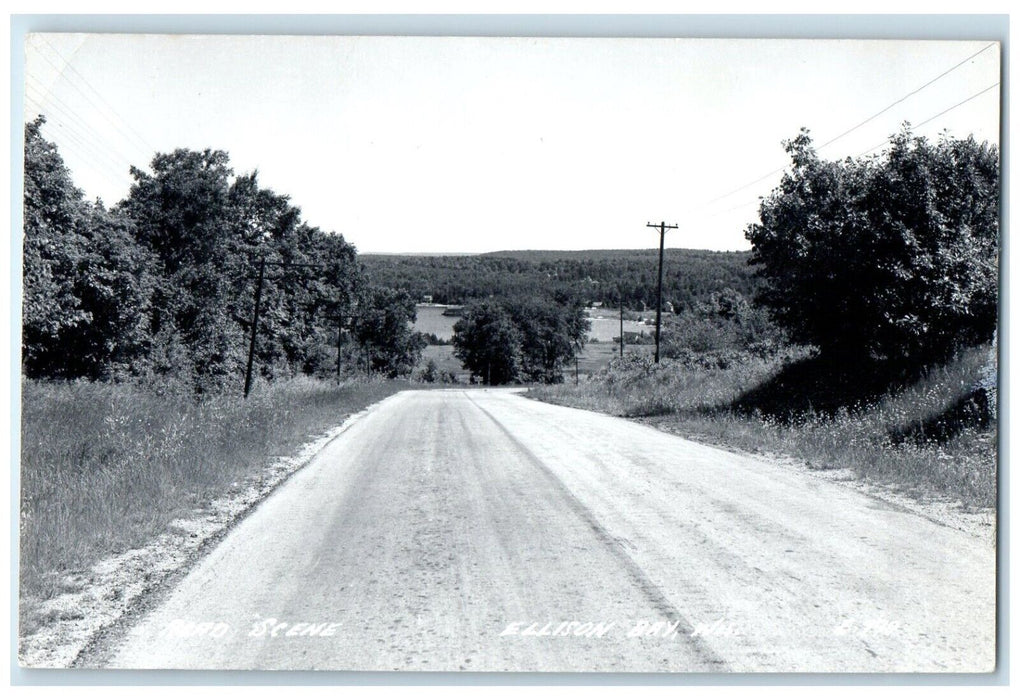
<box><xmin>99</xmin><ymin>389</ymin><xmax>995</xmax><ymax>672</ymax></box>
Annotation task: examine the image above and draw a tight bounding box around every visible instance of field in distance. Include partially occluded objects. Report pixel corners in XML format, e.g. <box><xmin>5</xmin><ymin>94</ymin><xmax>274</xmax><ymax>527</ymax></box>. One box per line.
<box><xmin>416</xmin><ymin>304</ymin><xmax>655</xmax><ymax>343</ymax></box>
<box><xmin>416</xmin><ymin>305</ymin><xmax>655</xmax><ymax>382</ymax></box>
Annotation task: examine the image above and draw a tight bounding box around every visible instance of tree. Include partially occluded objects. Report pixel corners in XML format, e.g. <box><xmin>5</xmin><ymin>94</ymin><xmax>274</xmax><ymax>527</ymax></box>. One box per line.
<box><xmin>352</xmin><ymin>286</ymin><xmax>426</xmax><ymax>378</ymax></box>
<box><xmin>22</xmin><ymin>116</ymin><xmax>154</xmax><ymax>379</ymax></box>
<box><xmin>23</xmin><ymin>117</ymin><xmax>89</xmax><ymax>356</ymax></box>
<box><xmin>59</xmin><ymin>204</ymin><xmax>155</xmax><ymax>378</ymax></box>
<box><xmin>452</xmin><ymin>301</ymin><xmax>523</xmax><ymax>385</ymax></box>
<box><xmin>502</xmin><ymin>294</ymin><xmax>588</xmax><ymax>383</ymax></box>
<box><xmin>23</xmin><ymin>123</ymin><xmax>411</xmax><ymax>391</ymax></box>
<box><xmin>746</xmin><ymin>127</ymin><xmax>998</xmax><ymax>367</ymax></box>
<box><xmin>118</xmin><ymin>149</ymin><xmax>244</xmax><ymax>389</ymax></box>
<box><xmin>451</xmin><ymin>295</ymin><xmax>588</xmax><ymax>385</ymax></box>
<box><xmin>120</xmin><ymin>150</ymin><xmax>363</xmax><ymax>390</ymax></box>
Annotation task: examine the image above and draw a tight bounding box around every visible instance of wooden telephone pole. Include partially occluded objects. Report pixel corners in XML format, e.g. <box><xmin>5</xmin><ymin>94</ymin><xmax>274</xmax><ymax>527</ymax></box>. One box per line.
<box><xmin>619</xmin><ymin>301</ymin><xmax>624</xmax><ymax>359</ymax></box>
<box><xmin>243</xmin><ymin>258</ymin><xmax>267</xmax><ymax>398</ymax></box>
<box><xmin>243</xmin><ymin>257</ymin><xmax>344</xmax><ymax>398</ymax></box>
<box><xmin>646</xmin><ymin>221</ymin><xmax>678</xmax><ymax>363</ymax></box>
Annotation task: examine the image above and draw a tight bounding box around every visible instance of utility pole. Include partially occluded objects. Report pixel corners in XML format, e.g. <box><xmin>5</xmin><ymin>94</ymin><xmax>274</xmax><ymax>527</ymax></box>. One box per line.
<box><xmin>619</xmin><ymin>301</ymin><xmax>624</xmax><ymax>359</ymax></box>
<box><xmin>574</xmin><ymin>338</ymin><xmax>581</xmax><ymax>385</ymax></box>
<box><xmin>242</xmin><ymin>257</ymin><xmax>331</xmax><ymax>398</ymax></box>
<box><xmin>336</xmin><ymin>297</ymin><xmax>357</xmax><ymax>385</ymax></box>
<box><xmin>646</xmin><ymin>221</ymin><xmax>678</xmax><ymax>363</ymax></box>
<box><xmin>336</xmin><ymin>315</ymin><xmax>345</xmax><ymax>384</ymax></box>
<box><xmin>243</xmin><ymin>257</ymin><xmax>266</xmax><ymax>398</ymax></box>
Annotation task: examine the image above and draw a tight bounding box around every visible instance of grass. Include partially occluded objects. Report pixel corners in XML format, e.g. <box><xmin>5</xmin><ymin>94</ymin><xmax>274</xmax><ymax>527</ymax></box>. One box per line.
<box><xmin>574</xmin><ymin>343</ymin><xmax>655</xmax><ymax>379</ymax></box>
<box><xmin>530</xmin><ymin>344</ymin><xmax>997</xmax><ymax>508</ymax></box>
<box><xmin>19</xmin><ymin>375</ymin><xmax>404</xmax><ymax>606</ymax></box>
<box><xmin>420</xmin><ymin>345</ymin><xmax>471</xmax><ymax>381</ymax></box>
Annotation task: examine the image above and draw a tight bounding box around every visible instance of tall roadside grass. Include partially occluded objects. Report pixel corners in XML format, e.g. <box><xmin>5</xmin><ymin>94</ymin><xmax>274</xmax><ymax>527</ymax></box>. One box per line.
<box><xmin>20</xmin><ymin>376</ymin><xmax>404</xmax><ymax>604</ymax></box>
<box><xmin>531</xmin><ymin>344</ymin><xmax>997</xmax><ymax>508</ymax></box>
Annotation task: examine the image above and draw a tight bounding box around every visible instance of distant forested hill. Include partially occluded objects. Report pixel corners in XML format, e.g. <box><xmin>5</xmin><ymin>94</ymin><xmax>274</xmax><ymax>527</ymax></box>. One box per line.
<box><xmin>361</xmin><ymin>248</ymin><xmax>756</xmax><ymax>311</ymax></box>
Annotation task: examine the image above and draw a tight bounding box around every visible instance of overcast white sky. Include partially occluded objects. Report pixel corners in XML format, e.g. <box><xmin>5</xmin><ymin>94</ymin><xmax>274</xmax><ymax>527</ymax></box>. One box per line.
<box><xmin>23</xmin><ymin>34</ymin><xmax>1000</xmax><ymax>253</ymax></box>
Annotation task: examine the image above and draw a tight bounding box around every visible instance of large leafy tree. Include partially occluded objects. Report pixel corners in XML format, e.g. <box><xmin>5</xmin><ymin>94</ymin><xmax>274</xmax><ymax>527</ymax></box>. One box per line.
<box><xmin>60</xmin><ymin>204</ymin><xmax>155</xmax><ymax>377</ymax></box>
<box><xmin>746</xmin><ymin>127</ymin><xmax>998</xmax><ymax>366</ymax></box>
<box><xmin>24</xmin><ymin>124</ymin><xmax>411</xmax><ymax>391</ymax></box>
<box><xmin>119</xmin><ymin>150</ymin><xmax>362</xmax><ymax>390</ymax></box>
<box><xmin>352</xmin><ymin>286</ymin><xmax>426</xmax><ymax>378</ymax></box>
<box><xmin>117</xmin><ymin>149</ymin><xmax>243</xmax><ymax>388</ymax></box>
<box><xmin>502</xmin><ymin>294</ymin><xmax>589</xmax><ymax>383</ymax></box>
<box><xmin>268</xmin><ymin>223</ymin><xmax>361</xmax><ymax>378</ymax></box>
<box><xmin>452</xmin><ymin>301</ymin><xmax>523</xmax><ymax>385</ymax></box>
<box><xmin>23</xmin><ymin>116</ymin><xmax>89</xmax><ymax>348</ymax></box>
<box><xmin>23</xmin><ymin>116</ymin><xmax>154</xmax><ymax>379</ymax></box>
<box><xmin>452</xmin><ymin>294</ymin><xmax>589</xmax><ymax>385</ymax></box>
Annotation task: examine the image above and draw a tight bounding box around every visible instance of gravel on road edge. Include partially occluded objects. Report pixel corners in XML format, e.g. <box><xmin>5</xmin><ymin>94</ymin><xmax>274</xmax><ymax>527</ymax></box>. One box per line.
<box><xmin>17</xmin><ymin>394</ymin><xmax>401</xmax><ymax>669</ymax></box>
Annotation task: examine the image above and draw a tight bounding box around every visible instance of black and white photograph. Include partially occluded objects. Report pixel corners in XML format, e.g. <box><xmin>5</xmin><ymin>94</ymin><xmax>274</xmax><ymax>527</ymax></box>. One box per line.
<box><xmin>13</xmin><ymin>19</ymin><xmax>1002</xmax><ymax>678</ymax></box>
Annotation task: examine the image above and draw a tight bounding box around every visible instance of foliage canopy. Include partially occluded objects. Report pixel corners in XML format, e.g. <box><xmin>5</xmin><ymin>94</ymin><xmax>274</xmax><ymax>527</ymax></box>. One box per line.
<box><xmin>22</xmin><ymin>117</ymin><xmax>422</xmax><ymax>391</ymax></box>
<box><xmin>746</xmin><ymin>127</ymin><xmax>999</xmax><ymax>367</ymax></box>
<box><xmin>452</xmin><ymin>294</ymin><xmax>589</xmax><ymax>385</ymax></box>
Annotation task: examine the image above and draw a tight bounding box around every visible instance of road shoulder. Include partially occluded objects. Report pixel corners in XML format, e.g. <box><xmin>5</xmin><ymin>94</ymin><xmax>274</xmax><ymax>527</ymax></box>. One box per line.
<box><xmin>632</xmin><ymin>413</ymin><xmax>997</xmax><ymax>547</ymax></box>
<box><xmin>19</xmin><ymin>392</ymin><xmax>405</xmax><ymax>669</ymax></box>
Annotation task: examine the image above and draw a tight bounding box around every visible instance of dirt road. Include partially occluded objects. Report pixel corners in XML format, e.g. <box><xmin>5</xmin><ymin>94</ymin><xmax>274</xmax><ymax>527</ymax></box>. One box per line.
<box><xmin>97</xmin><ymin>389</ymin><xmax>995</xmax><ymax>672</ymax></box>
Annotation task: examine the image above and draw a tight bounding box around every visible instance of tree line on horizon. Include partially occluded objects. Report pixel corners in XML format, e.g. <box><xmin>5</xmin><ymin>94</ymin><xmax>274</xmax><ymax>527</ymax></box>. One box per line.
<box><xmin>361</xmin><ymin>249</ymin><xmax>756</xmax><ymax>313</ymax></box>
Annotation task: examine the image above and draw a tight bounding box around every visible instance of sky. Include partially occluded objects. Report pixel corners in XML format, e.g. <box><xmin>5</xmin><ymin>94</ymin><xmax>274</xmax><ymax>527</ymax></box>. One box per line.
<box><xmin>22</xmin><ymin>34</ymin><xmax>1001</xmax><ymax>254</ymax></box>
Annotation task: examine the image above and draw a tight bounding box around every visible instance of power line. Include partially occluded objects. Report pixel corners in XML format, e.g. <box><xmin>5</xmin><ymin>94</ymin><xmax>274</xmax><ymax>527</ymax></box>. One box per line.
<box><xmin>35</xmin><ymin>35</ymin><xmax>158</xmax><ymax>156</ymax></box>
<box><xmin>25</xmin><ymin>71</ymin><xmax>140</xmax><ymax>161</ymax></box>
<box><xmin>24</xmin><ymin>90</ymin><xmax>136</xmax><ymax>186</ymax></box>
<box><xmin>854</xmin><ymin>82</ymin><xmax>1000</xmax><ymax>158</ymax></box>
<box><xmin>24</xmin><ymin>131</ymin><xmax>130</xmax><ymax>199</ymax></box>
<box><xmin>693</xmin><ymin>79</ymin><xmax>1003</xmax><ymax>224</ymax></box>
<box><xmin>698</xmin><ymin>165</ymin><xmax>784</xmax><ymax>212</ymax></box>
<box><xmin>915</xmin><ymin>82</ymin><xmax>1000</xmax><ymax>130</ymax></box>
<box><xmin>28</xmin><ymin>41</ymin><xmax>155</xmax><ymax>168</ymax></box>
<box><xmin>817</xmin><ymin>43</ymin><xmax>996</xmax><ymax>150</ymax></box>
<box><xmin>24</xmin><ymin>76</ymin><xmax>140</xmax><ymax>175</ymax></box>
<box><xmin>24</xmin><ymin>95</ymin><xmax>135</xmax><ymax>195</ymax></box>
<box><xmin>700</xmin><ymin>43</ymin><xmax>997</xmax><ymax>210</ymax></box>
<box><xmin>702</xmin><ymin>196</ymin><xmax>761</xmax><ymax>219</ymax></box>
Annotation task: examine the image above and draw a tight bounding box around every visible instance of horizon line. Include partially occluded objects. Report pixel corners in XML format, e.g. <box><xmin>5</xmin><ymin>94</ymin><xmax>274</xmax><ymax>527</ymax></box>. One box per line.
<box><xmin>360</xmin><ymin>246</ymin><xmax>753</xmax><ymax>256</ymax></box>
